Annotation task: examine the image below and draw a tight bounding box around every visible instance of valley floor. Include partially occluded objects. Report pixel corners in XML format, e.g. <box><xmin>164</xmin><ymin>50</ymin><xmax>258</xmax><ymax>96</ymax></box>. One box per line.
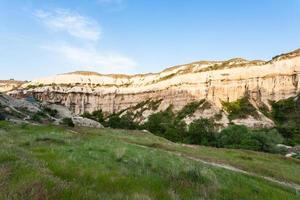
<box><xmin>0</xmin><ymin>121</ymin><xmax>300</xmax><ymax>200</ymax></box>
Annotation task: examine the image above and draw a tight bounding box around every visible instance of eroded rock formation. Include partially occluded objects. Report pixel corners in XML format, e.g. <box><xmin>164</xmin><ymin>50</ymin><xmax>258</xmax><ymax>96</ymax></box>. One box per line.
<box><xmin>7</xmin><ymin>49</ymin><xmax>300</xmax><ymax>128</ymax></box>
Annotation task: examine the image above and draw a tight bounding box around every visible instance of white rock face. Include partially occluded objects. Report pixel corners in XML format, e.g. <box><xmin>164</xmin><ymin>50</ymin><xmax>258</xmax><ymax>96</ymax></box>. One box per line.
<box><xmin>8</xmin><ymin>49</ymin><xmax>300</xmax><ymax>128</ymax></box>
<box><xmin>232</xmin><ymin>114</ymin><xmax>275</xmax><ymax>129</ymax></box>
<box><xmin>0</xmin><ymin>93</ymin><xmax>40</xmax><ymax>113</ymax></box>
<box><xmin>0</xmin><ymin>80</ymin><xmax>25</xmax><ymax>92</ymax></box>
<box><xmin>45</xmin><ymin>103</ymin><xmax>73</xmax><ymax>118</ymax></box>
<box><xmin>72</xmin><ymin>117</ymin><xmax>104</xmax><ymax>128</ymax></box>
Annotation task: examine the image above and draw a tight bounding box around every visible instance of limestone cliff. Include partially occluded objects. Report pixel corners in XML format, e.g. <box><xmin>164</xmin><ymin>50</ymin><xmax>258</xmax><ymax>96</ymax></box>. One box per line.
<box><xmin>0</xmin><ymin>80</ymin><xmax>26</xmax><ymax>92</ymax></box>
<box><xmin>8</xmin><ymin>49</ymin><xmax>300</xmax><ymax>127</ymax></box>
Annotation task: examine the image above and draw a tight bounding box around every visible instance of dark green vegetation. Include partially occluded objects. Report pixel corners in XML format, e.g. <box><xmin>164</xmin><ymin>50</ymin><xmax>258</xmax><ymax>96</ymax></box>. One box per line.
<box><xmin>218</xmin><ymin>125</ymin><xmax>284</xmax><ymax>153</ymax></box>
<box><xmin>0</xmin><ymin>113</ymin><xmax>6</xmax><ymax>121</ymax></box>
<box><xmin>222</xmin><ymin>97</ymin><xmax>258</xmax><ymax>120</ymax></box>
<box><xmin>82</xmin><ymin>110</ymin><xmax>104</xmax><ymax>124</ymax></box>
<box><xmin>0</xmin><ymin>121</ymin><xmax>299</xmax><ymax>200</ymax></box>
<box><xmin>30</xmin><ymin>106</ymin><xmax>59</xmax><ymax>122</ymax></box>
<box><xmin>61</xmin><ymin>117</ymin><xmax>75</xmax><ymax>127</ymax></box>
<box><xmin>175</xmin><ymin>100</ymin><xmax>204</xmax><ymax>120</ymax></box>
<box><xmin>271</xmin><ymin>94</ymin><xmax>300</xmax><ymax>145</ymax></box>
<box><xmin>81</xmin><ymin>97</ymin><xmax>299</xmax><ymax>155</ymax></box>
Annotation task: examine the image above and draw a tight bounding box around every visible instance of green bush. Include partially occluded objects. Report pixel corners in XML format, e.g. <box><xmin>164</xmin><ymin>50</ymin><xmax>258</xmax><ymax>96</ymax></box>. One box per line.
<box><xmin>44</xmin><ymin>107</ymin><xmax>58</xmax><ymax>117</ymax></box>
<box><xmin>217</xmin><ymin>125</ymin><xmax>250</xmax><ymax>148</ymax></box>
<box><xmin>249</xmin><ymin>129</ymin><xmax>283</xmax><ymax>153</ymax></box>
<box><xmin>222</xmin><ymin>97</ymin><xmax>257</xmax><ymax>120</ymax></box>
<box><xmin>31</xmin><ymin>111</ymin><xmax>47</xmax><ymax>122</ymax></box>
<box><xmin>217</xmin><ymin>125</ymin><xmax>284</xmax><ymax>153</ymax></box>
<box><xmin>176</xmin><ymin>100</ymin><xmax>204</xmax><ymax>120</ymax></box>
<box><xmin>143</xmin><ymin>107</ymin><xmax>188</xmax><ymax>142</ymax></box>
<box><xmin>61</xmin><ymin>118</ymin><xmax>74</xmax><ymax>127</ymax></box>
<box><xmin>143</xmin><ymin>107</ymin><xmax>175</xmax><ymax>135</ymax></box>
<box><xmin>271</xmin><ymin>95</ymin><xmax>300</xmax><ymax>145</ymax></box>
<box><xmin>107</xmin><ymin>114</ymin><xmax>121</xmax><ymax>128</ymax></box>
<box><xmin>188</xmin><ymin>118</ymin><xmax>217</xmax><ymax>146</ymax></box>
<box><xmin>118</xmin><ymin>112</ymin><xmax>138</xmax><ymax>130</ymax></box>
<box><xmin>81</xmin><ymin>110</ymin><xmax>104</xmax><ymax>123</ymax></box>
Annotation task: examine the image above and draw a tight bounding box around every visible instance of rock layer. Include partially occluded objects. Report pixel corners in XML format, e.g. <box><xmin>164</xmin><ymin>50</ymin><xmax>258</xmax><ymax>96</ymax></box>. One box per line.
<box><xmin>8</xmin><ymin>49</ymin><xmax>300</xmax><ymax>118</ymax></box>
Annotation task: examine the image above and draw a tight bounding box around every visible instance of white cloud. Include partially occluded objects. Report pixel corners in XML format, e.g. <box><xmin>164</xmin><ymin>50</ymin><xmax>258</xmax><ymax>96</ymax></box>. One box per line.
<box><xmin>35</xmin><ymin>8</ymin><xmax>136</xmax><ymax>73</ymax></box>
<box><xmin>34</xmin><ymin>9</ymin><xmax>101</xmax><ymax>41</ymax></box>
<box><xmin>42</xmin><ymin>44</ymin><xmax>137</xmax><ymax>72</ymax></box>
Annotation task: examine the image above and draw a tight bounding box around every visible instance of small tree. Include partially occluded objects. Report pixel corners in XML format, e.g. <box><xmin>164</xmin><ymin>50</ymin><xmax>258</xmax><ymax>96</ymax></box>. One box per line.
<box><xmin>217</xmin><ymin>125</ymin><xmax>250</xmax><ymax>148</ymax></box>
<box><xmin>143</xmin><ymin>107</ymin><xmax>174</xmax><ymax>135</ymax></box>
<box><xmin>119</xmin><ymin>112</ymin><xmax>138</xmax><ymax>130</ymax></box>
<box><xmin>250</xmin><ymin>129</ymin><xmax>283</xmax><ymax>153</ymax></box>
<box><xmin>188</xmin><ymin>118</ymin><xmax>217</xmax><ymax>146</ymax></box>
<box><xmin>107</xmin><ymin>114</ymin><xmax>121</xmax><ymax>128</ymax></box>
<box><xmin>82</xmin><ymin>110</ymin><xmax>104</xmax><ymax>123</ymax></box>
<box><xmin>91</xmin><ymin>110</ymin><xmax>104</xmax><ymax>123</ymax></box>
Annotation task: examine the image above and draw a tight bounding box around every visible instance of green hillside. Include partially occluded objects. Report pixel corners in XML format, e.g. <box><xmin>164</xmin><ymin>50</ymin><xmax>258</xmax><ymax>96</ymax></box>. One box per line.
<box><xmin>0</xmin><ymin>121</ymin><xmax>300</xmax><ymax>200</ymax></box>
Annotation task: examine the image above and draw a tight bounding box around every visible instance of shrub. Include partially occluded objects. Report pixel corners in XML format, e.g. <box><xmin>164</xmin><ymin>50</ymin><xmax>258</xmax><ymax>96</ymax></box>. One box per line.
<box><xmin>143</xmin><ymin>107</ymin><xmax>174</xmax><ymax>136</ymax></box>
<box><xmin>44</xmin><ymin>107</ymin><xmax>58</xmax><ymax>117</ymax></box>
<box><xmin>82</xmin><ymin>110</ymin><xmax>104</xmax><ymax>123</ymax></box>
<box><xmin>164</xmin><ymin>121</ymin><xmax>187</xmax><ymax>142</ymax></box>
<box><xmin>119</xmin><ymin>112</ymin><xmax>138</xmax><ymax>130</ymax></box>
<box><xmin>143</xmin><ymin>107</ymin><xmax>188</xmax><ymax>142</ymax></box>
<box><xmin>107</xmin><ymin>114</ymin><xmax>122</xmax><ymax>128</ymax></box>
<box><xmin>188</xmin><ymin>118</ymin><xmax>217</xmax><ymax>146</ymax></box>
<box><xmin>217</xmin><ymin>125</ymin><xmax>284</xmax><ymax>153</ymax></box>
<box><xmin>249</xmin><ymin>129</ymin><xmax>284</xmax><ymax>153</ymax></box>
<box><xmin>31</xmin><ymin>111</ymin><xmax>47</xmax><ymax>122</ymax></box>
<box><xmin>217</xmin><ymin>125</ymin><xmax>250</xmax><ymax>148</ymax></box>
<box><xmin>61</xmin><ymin>118</ymin><xmax>74</xmax><ymax>127</ymax></box>
<box><xmin>176</xmin><ymin>100</ymin><xmax>204</xmax><ymax>120</ymax></box>
<box><xmin>0</xmin><ymin>113</ymin><xmax>6</xmax><ymax>121</ymax></box>
<box><xmin>222</xmin><ymin>97</ymin><xmax>257</xmax><ymax>120</ymax></box>
<box><xmin>271</xmin><ymin>95</ymin><xmax>300</xmax><ymax>145</ymax></box>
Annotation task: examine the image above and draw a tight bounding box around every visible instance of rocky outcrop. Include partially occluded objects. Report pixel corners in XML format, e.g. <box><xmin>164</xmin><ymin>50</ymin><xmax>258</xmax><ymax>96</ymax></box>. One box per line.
<box><xmin>231</xmin><ymin>114</ymin><xmax>275</xmax><ymax>129</ymax></box>
<box><xmin>7</xmin><ymin>49</ymin><xmax>300</xmax><ymax>128</ymax></box>
<box><xmin>71</xmin><ymin>117</ymin><xmax>103</xmax><ymax>128</ymax></box>
<box><xmin>0</xmin><ymin>80</ymin><xmax>26</xmax><ymax>92</ymax></box>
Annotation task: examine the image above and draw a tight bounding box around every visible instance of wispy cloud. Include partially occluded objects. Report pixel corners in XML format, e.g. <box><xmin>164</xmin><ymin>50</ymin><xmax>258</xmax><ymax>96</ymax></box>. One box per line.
<box><xmin>35</xmin><ymin>8</ymin><xmax>136</xmax><ymax>73</ymax></box>
<box><xmin>42</xmin><ymin>44</ymin><xmax>137</xmax><ymax>72</ymax></box>
<box><xmin>34</xmin><ymin>9</ymin><xmax>101</xmax><ymax>41</ymax></box>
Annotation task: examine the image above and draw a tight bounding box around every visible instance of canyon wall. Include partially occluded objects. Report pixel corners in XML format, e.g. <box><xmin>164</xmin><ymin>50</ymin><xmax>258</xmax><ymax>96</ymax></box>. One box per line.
<box><xmin>0</xmin><ymin>80</ymin><xmax>26</xmax><ymax>93</ymax></box>
<box><xmin>9</xmin><ymin>49</ymin><xmax>300</xmax><ymax>117</ymax></box>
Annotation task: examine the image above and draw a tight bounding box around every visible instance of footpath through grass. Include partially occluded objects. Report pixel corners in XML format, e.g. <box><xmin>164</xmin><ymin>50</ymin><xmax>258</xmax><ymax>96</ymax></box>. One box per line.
<box><xmin>96</xmin><ymin>128</ymin><xmax>300</xmax><ymax>185</ymax></box>
<box><xmin>0</xmin><ymin>121</ymin><xmax>299</xmax><ymax>200</ymax></box>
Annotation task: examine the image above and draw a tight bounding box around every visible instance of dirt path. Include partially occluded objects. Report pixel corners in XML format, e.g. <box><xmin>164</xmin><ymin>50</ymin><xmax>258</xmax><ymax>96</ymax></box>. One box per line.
<box><xmin>129</xmin><ymin>141</ymin><xmax>300</xmax><ymax>191</ymax></box>
<box><xmin>69</xmin><ymin>129</ymin><xmax>300</xmax><ymax>191</ymax></box>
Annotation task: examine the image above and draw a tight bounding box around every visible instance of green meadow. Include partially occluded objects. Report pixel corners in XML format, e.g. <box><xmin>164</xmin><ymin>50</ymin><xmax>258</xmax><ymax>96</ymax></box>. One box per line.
<box><xmin>0</xmin><ymin>121</ymin><xmax>299</xmax><ymax>200</ymax></box>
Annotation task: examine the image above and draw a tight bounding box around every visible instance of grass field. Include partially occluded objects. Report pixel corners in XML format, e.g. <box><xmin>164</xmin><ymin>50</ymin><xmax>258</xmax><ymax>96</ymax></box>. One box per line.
<box><xmin>0</xmin><ymin>121</ymin><xmax>300</xmax><ymax>199</ymax></box>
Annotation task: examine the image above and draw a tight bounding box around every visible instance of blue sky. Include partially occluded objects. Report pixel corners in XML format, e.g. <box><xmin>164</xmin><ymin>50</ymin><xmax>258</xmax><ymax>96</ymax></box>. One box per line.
<box><xmin>0</xmin><ymin>0</ymin><xmax>299</xmax><ymax>80</ymax></box>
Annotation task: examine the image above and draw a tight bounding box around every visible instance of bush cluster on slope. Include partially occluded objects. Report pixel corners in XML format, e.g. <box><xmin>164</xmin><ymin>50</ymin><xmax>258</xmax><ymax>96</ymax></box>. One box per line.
<box><xmin>107</xmin><ymin>112</ymin><xmax>139</xmax><ymax>130</ymax></box>
<box><xmin>82</xmin><ymin>110</ymin><xmax>104</xmax><ymax>123</ymax></box>
<box><xmin>176</xmin><ymin>100</ymin><xmax>205</xmax><ymax>120</ymax></box>
<box><xmin>271</xmin><ymin>94</ymin><xmax>300</xmax><ymax>145</ymax></box>
<box><xmin>81</xmin><ymin>99</ymin><xmax>290</xmax><ymax>154</ymax></box>
<box><xmin>218</xmin><ymin>125</ymin><xmax>284</xmax><ymax>153</ymax></box>
<box><xmin>222</xmin><ymin>97</ymin><xmax>258</xmax><ymax>120</ymax></box>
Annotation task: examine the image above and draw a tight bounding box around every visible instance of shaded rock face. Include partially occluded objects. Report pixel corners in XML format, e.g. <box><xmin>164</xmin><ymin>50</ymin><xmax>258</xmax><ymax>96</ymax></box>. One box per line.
<box><xmin>8</xmin><ymin>49</ymin><xmax>300</xmax><ymax>128</ymax></box>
